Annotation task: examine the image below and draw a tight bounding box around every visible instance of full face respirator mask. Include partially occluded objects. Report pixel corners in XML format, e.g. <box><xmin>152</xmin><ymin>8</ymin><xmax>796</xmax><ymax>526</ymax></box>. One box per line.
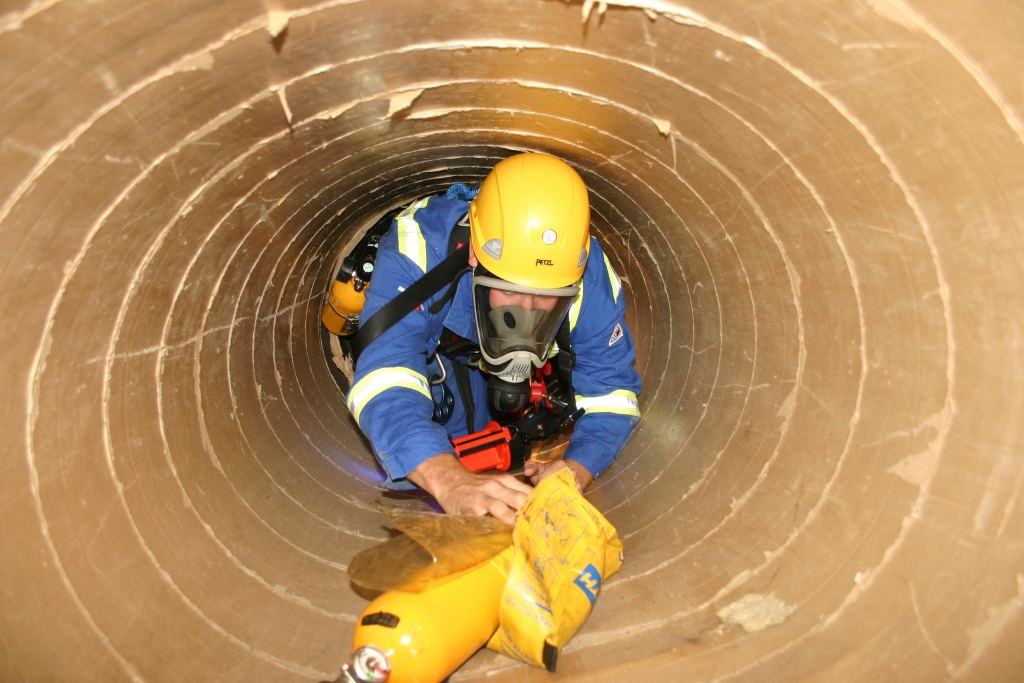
<box><xmin>471</xmin><ymin>267</ymin><xmax>578</xmax><ymax>413</ymax></box>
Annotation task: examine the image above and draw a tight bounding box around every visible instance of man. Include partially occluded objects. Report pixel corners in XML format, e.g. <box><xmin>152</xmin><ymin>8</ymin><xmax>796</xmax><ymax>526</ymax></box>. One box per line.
<box><xmin>346</xmin><ymin>152</ymin><xmax>641</xmax><ymax>524</ymax></box>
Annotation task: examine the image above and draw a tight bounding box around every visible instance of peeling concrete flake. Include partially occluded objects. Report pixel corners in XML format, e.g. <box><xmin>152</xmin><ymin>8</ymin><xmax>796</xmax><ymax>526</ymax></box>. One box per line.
<box><xmin>276</xmin><ymin>86</ymin><xmax>293</xmax><ymax>125</ymax></box>
<box><xmin>315</xmin><ymin>103</ymin><xmax>355</xmax><ymax>120</ymax></box>
<box><xmin>569</xmin><ymin>0</ymin><xmax>711</xmax><ymax>28</ymax></box>
<box><xmin>887</xmin><ymin>412</ymin><xmax>944</xmax><ymax>486</ymax></box>
<box><xmin>171</xmin><ymin>50</ymin><xmax>215</xmax><ymax>74</ymax></box>
<box><xmin>581</xmin><ymin>0</ymin><xmax>608</xmax><ymax>22</ymax></box>
<box><xmin>386</xmin><ymin>88</ymin><xmax>423</xmax><ymax>117</ymax></box>
<box><xmin>582</xmin><ymin>0</ymin><xmax>595</xmax><ymax>22</ymax></box>
<box><xmin>267</xmin><ymin>9</ymin><xmax>290</xmax><ymax>37</ymax></box>
<box><xmin>776</xmin><ymin>384</ymin><xmax>797</xmax><ymax>421</ymax></box>
<box><xmin>652</xmin><ymin>118</ymin><xmax>671</xmax><ymax>136</ymax></box>
<box><xmin>887</xmin><ymin>447</ymin><xmax>938</xmax><ymax>486</ymax></box>
<box><xmin>718</xmin><ymin>594</ymin><xmax>796</xmax><ymax>632</ymax></box>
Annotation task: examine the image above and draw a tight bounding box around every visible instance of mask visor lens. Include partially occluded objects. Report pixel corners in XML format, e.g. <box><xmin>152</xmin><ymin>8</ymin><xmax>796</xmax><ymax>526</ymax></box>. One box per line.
<box><xmin>472</xmin><ymin>277</ymin><xmax>578</xmax><ymax>366</ymax></box>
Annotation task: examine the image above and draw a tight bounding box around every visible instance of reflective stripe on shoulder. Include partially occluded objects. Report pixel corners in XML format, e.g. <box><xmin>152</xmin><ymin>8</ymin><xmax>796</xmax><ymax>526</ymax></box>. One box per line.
<box><xmin>574</xmin><ymin>389</ymin><xmax>640</xmax><ymax>417</ymax></box>
<box><xmin>603</xmin><ymin>252</ymin><xmax>622</xmax><ymax>303</ymax></box>
<box><xmin>347</xmin><ymin>366</ymin><xmax>430</xmax><ymax>425</ymax></box>
<box><xmin>396</xmin><ymin>198</ymin><xmax>431</xmax><ymax>273</ymax></box>
<box><xmin>568</xmin><ymin>279</ymin><xmax>585</xmax><ymax>332</ymax></box>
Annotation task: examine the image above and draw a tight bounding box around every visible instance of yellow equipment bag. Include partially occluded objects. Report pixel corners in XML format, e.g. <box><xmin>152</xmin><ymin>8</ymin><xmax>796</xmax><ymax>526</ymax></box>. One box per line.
<box><xmin>486</xmin><ymin>469</ymin><xmax>623</xmax><ymax>670</ymax></box>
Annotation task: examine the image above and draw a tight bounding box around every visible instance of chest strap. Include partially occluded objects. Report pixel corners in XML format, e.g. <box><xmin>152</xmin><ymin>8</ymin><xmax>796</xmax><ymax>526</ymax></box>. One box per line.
<box><xmin>349</xmin><ymin>242</ymin><xmax>469</xmax><ymax>362</ymax></box>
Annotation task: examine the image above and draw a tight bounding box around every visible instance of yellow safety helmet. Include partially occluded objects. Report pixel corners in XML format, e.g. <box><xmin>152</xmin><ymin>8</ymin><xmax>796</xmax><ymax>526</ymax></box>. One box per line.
<box><xmin>468</xmin><ymin>153</ymin><xmax>590</xmax><ymax>289</ymax></box>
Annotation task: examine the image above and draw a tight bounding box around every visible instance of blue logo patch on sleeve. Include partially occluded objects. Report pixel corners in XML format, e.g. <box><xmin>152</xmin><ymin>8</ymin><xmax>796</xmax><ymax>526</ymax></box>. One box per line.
<box><xmin>573</xmin><ymin>564</ymin><xmax>602</xmax><ymax>605</ymax></box>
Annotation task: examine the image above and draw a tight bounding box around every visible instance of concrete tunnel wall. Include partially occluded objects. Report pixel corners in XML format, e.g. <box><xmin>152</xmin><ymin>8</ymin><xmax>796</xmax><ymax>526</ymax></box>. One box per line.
<box><xmin>2</xmin><ymin>0</ymin><xmax>1023</xmax><ymax>681</ymax></box>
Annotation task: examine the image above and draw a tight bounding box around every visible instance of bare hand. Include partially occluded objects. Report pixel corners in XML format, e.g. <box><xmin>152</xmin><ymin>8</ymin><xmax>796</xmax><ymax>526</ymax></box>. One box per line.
<box><xmin>408</xmin><ymin>453</ymin><xmax>534</xmax><ymax>525</ymax></box>
<box><xmin>522</xmin><ymin>458</ymin><xmax>593</xmax><ymax>493</ymax></box>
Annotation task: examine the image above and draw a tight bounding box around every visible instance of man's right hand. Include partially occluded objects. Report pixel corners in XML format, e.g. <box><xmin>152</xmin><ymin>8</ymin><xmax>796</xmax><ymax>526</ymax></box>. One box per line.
<box><xmin>407</xmin><ymin>453</ymin><xmax>533</xmax><ymax>526</ymax></box>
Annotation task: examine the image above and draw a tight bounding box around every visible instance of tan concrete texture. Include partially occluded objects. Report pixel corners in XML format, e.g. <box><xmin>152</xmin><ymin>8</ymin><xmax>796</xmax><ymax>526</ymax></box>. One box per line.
<box><xmin>1</xmin><ymin>1</ymin><xmax>1022</xmax><ymax>681</ymax></box>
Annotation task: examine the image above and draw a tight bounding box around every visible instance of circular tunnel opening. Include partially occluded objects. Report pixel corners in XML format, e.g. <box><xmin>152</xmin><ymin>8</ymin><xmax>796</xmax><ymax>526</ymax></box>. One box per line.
<box><xmin>4</xmin><ymin>1</ymin><xmax>1024</xmax><ymax>682</ymax></box>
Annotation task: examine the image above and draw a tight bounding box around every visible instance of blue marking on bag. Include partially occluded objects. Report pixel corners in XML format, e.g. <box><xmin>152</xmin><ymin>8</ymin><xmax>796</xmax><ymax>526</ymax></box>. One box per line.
<box><xmin>573</xmin><ymin>564</ymin><xmax>602</xmax><ymax>606</ymax></box>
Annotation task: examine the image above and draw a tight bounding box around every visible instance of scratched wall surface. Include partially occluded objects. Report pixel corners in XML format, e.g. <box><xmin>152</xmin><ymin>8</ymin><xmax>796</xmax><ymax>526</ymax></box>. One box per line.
<box><xmin>1</xmin><ymin>0</ymin><xmax>1023</xmax><ymax>681</ymax></box>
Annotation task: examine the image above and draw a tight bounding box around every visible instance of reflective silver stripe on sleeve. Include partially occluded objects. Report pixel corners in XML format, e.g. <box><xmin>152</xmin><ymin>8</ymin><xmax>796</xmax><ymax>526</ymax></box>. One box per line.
<box><xmin>396</xmin><ymin>198</ymin><xmax>430</xmax><ymax>273</ymax></box>
<box><xmin>347</xmin><ymin>367</ymin><xmax>431</xmax><ymax>425</ymax></box>
<box><xmin>574</xmin><ymin>389</ymin><xmax>640</xmax><ymax>417</ymax></box>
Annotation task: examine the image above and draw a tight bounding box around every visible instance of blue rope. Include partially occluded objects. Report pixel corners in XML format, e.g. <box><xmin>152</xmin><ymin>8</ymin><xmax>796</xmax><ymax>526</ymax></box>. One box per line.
<box><xmin>444</xmin><ymin>183</ymin><xmax>480</xmax><ymax>201</ymax></box>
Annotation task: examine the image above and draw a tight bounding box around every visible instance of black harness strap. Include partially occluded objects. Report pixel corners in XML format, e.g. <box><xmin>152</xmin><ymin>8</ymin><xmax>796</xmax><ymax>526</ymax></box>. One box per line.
<box><xmin>451</xmin><ymin>361</ymin><xmax>476</xmax><ymax>435</ymax></box>
<box><xmin>428</xmin><ymin>274</ymin><xmax>467</xmax><ymax>315</ymax></box>
<box><xmin>555</xmin><ymin>319</ymin><xmax>576</xmax><ymax>405</ymax></box>
<box><xmin>349</xmin><ymin>243</ymin><xmax>469</xmax><ymax>362</ymax></box>
<box><xmin>552</xmin><ymin>318</ymin><xmax>585</xmax><ymax>429</ymax></box>
<box><xmin>350</xmin><ymin>216</ymin><xmax>472</xmax><ymax>365</ymax></box>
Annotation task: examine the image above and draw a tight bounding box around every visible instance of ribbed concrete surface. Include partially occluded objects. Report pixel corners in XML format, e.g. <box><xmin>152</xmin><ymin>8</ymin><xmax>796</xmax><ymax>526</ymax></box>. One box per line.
<box><xmin>1</xmin><ymin>1</ymin><xmax>1022</xmax><ymax>681</ymax></box>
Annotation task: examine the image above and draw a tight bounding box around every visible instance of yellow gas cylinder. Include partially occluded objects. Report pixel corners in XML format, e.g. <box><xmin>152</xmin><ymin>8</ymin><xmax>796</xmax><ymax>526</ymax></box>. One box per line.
<box><xmin>321</xmin><ymin>279</ymin><xmax>366</xmax><ymax>336</ymax></box>
<box><xmin>346</xmin><ymin>546</ymin><xmax>514</xmax><ymax>683</ymax></box>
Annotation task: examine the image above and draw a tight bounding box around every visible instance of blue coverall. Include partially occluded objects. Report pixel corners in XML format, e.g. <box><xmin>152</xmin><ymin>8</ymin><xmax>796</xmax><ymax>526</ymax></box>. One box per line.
<box><xmin>346</xmin><ymin>195</ymin><xmax>642</xmax><ymax>487</ymax></box>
